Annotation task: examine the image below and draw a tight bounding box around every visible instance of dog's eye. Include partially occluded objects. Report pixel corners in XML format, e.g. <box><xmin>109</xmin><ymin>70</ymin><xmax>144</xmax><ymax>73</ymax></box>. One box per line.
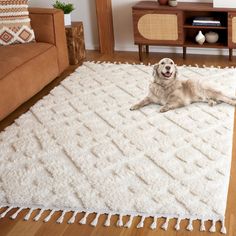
<box><xmin>170</xmin><ymin>62</ymin><xmax>173</xmax><ymax>64</ymax></box>
<box><xmin>161</xmin><ymin>62</ymin><xmax>165</xmax><ymax>65</ymax></box>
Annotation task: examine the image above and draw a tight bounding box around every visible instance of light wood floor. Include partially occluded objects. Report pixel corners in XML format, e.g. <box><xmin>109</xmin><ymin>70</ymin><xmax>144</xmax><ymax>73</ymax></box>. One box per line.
<box><xmin>0</xmin><ymin>51</ymin><xmax>236</xmax><ymax>236</ymax></box>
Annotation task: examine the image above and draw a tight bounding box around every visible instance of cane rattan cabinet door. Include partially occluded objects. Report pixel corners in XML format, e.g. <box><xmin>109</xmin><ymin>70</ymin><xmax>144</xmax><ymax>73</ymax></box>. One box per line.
<box><xmin>133</xmin><ymin>10</ymin><xmax>183</xmax><ymax>45</ymax></box>
<box><xmin>228</xmin><ymin>12</ymin><xmax>236</xmax><ymax>48</ymax></box>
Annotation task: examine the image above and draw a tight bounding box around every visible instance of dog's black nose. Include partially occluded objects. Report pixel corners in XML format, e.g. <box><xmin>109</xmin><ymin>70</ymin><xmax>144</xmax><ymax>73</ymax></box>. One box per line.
<box><xmin>166</xmin><ymin>66</ymin><xmax>171</xmax><ymax>70</ymax></box>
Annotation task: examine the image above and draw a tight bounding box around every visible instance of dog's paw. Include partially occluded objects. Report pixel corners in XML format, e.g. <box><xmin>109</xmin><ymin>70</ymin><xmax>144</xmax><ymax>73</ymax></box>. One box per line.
<box><xmin>231</xmin><ymin>100</ymin><xmax>236</xmax><ymax>106</ymax></box>
<box><xmin>159</xmin><ymin>106</ymin><xmax>169</xmax><ymax>113</ymax></box>
<box><xmin>130</xmin><ymin>105</ymin><xmax>139</xmax><ymax>111</ymax></box>
<box><xmin>208</xmin><ymin>100</ymin><xmax>217</xmax><ymax>107</ymax></box>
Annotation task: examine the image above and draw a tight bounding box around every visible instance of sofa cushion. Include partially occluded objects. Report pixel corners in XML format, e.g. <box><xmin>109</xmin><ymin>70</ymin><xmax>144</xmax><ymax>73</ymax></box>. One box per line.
<box><xmin>0</xmin><ymin>42</ymin><xmax>59</xmax><ymax>120</ymax></box>
<box><xmin>0</xmin><ymin>0</ymin><xmax>35</xmax><ymax>45</ymax></box>
<box><xmin>0</xmin><ymin>42</ymin><xmax>55</xmax><ymax>80</ymax></box>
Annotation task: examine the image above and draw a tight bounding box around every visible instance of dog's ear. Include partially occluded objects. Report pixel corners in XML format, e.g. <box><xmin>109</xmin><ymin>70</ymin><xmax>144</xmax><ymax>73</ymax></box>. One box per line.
<box><xmin>153</xmin><ymin>64</ymin><xmax>159</xmax><ymax>78</ymax></box>
<box><xmin>174</xmin><ymin>64</ymin><xmax>178</xmax><ymax>79</ymax></box>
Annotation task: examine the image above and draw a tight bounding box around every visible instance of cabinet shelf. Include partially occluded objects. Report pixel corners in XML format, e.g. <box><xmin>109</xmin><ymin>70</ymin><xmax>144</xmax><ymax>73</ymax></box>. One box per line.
<box><xmin>184</xmin><ymin>40</ymin><xmax>227</xmax><ymax>48</ymax></box>
<box><xmin>183</xmin><ymin>24</ymin><xmax>227</xmax><ymax>30</ymax></box>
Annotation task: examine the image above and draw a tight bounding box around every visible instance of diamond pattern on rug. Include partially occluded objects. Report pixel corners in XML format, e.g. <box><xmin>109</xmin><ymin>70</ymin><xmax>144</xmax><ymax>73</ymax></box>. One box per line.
<box><xmin>0</xmin><ymin>62</ymin><xmax>235</xmax><ymax>233</ymax></box>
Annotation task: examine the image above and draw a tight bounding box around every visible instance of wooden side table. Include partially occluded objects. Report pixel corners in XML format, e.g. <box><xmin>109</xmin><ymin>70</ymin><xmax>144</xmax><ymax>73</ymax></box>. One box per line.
<box><xmin>65</xmin><ymin>22</ymin><xmax>86</xmax><ymax>65</ymax></box>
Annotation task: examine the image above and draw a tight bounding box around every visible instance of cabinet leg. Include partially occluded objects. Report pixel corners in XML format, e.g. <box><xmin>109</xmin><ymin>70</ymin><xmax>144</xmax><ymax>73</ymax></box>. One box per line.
<box><xmin>229</xmin><ymin>48</ymin><xmax>233</xmax><ymax>61</ymax></box>
<box><xmin>183</xmin><ymin>47</ymin><xmax>186</xmax><ymax>60</ymax></box>
<box><xmin>146</xmin><ymin>45</ymin><xmax>149</xmax><ymax>55</ymax></box>
<box><xmin>138</xmin><ymin>44</ymin><xmax>143</xmax><ymax>62</ymax></box>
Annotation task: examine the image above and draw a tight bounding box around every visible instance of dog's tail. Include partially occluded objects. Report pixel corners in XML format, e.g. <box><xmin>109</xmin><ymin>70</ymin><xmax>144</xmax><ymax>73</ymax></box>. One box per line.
<box><xmin>206</xmin><ymin>89</ymin><xmax>236</xmax><ymax>106</ymax></box>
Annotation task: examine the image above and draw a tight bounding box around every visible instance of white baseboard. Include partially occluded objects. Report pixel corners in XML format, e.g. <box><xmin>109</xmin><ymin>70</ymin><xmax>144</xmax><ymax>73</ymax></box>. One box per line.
<box><xmin>114</xmin><ymin>44</ymin><xmax>233</xmax><ymax>56</ymax></box>
<box><xmin>85</xmin><ymin>44</ymin><xmax>233</xmax><ymax>56</ymax></box>
<box><xmin>85</xmin><ymin>44</ymin><xmax>99</xmax><ymax>50</ymax></box>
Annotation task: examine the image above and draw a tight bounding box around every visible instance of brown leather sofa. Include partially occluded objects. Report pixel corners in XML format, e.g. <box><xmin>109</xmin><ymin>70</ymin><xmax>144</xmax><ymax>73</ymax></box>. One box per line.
<box><xmin>0</xmin><ymin>8</ymin><xmax>69</xmax><ymax>121</ymax></box>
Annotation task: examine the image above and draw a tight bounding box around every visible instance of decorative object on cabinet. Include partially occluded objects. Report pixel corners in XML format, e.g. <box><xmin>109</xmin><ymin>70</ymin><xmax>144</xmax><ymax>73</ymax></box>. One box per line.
<box><xmin>158</xmin><ymin>0</ymin><xmax>168</xmax><ymax>5</ymax></box>
<box><xmin>192</xmin><ymin>17</ymin><xmax>221</xmax><ymax>26</ymax></box>
<box><xmin>205</xmin><ymin>31</ymin><xmax>219</xmax><ymax>43</ymax></box>
<box><xmin>169</xmin><ymin>0</ymin><xmax>178</xmax><ymax>7</ymax></box>
<box><xmin>195</xmin><ymin>31</ymin><xmax>205</xmax><ymax>45</ymax></box>
<box><xmin>213</xmin><ymin>0</ymin><xmax>236</xmax><ymax>9</ymax></box>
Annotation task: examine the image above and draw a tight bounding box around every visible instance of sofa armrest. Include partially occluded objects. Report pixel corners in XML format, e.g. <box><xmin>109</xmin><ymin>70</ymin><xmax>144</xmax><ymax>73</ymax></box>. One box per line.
<box><xmin>29</xmin><ymin>8</ymin><xmax>69</xmax><ymax>73</ymax></box>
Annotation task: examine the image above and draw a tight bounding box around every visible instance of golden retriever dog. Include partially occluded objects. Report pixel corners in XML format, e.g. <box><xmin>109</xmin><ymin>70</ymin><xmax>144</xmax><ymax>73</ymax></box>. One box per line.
<box><xmin>130</xmin><ymin>58</ymin><xmax>236</xmax><ymax>112</ymax></box>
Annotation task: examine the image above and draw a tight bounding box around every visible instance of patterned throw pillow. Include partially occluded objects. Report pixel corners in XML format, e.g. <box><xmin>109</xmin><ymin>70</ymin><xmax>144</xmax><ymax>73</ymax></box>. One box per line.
<box><xmin>0</xmin><ymin>0</ymin><xmax>35</xmax><ymax>46</ymax></box>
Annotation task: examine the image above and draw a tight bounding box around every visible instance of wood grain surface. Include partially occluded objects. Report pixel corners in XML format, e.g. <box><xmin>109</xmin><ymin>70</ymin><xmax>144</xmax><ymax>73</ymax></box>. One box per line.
<box><xmin>133</xmin><ymin>1</ymin><xmax>236</xmax><ymax>12</ymax></box>
<box><xmin>65</xmin><ymin>22</ymin><xmax>86</xmax><ymax>65</ymax></box>
<box><xmin>96</xmin><ymin>0</ymin><xmax>114</xmax><ymax>54</ymax></box>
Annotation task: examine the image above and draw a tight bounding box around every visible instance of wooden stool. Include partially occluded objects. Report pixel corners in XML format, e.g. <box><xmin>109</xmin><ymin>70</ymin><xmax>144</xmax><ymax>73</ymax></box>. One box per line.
<box><xmin>65</xmin><ymin>22</ymin><xmax>86</xmax><ymax>65</ymax></box>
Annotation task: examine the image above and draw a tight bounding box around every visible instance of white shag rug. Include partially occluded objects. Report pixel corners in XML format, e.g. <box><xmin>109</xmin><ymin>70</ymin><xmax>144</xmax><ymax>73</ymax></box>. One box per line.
<box><xmin>0</xmin><ymin>62</ymin><xmax>235</xmax><ymax>234</ymax></box>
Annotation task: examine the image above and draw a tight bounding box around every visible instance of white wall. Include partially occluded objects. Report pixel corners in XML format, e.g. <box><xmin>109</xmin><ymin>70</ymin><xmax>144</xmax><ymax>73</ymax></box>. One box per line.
<box><xmin>29</xmin><ymin>0</ymin><xmax>98</xmax><ymax>49</ymax></box>
<box><xmin>30</xmin><ymin>0</ymin><xmax>231</xmax><ymax>56</ymax></box>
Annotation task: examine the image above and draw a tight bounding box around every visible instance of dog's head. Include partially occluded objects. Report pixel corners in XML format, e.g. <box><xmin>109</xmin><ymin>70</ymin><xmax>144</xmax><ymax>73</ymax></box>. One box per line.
<box><xmin>153</xmin><ymin>58</ymin><xmax>177</xmax><ymax>83</ymax></box>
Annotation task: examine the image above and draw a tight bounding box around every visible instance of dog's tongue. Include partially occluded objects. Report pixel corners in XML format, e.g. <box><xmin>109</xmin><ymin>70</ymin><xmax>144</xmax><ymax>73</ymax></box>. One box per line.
<box><xmin>162</xmin><ymin>72</ymin><xmax>172</xmax><ymax>78</ymax></box>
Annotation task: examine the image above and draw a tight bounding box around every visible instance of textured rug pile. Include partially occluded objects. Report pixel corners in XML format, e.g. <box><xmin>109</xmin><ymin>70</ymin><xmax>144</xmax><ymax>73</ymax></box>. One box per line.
<box><xmin>0</xmin><ymin>62</ymin><xmax>235</xmax><ymax>234</ymax></box>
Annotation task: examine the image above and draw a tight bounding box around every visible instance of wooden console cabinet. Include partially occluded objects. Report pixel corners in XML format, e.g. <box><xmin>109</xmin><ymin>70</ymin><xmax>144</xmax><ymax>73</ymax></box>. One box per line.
<box><xmin>132</xmin><ymin>1</ymin><xmax>236</xmax><ymax>61</ymax></box>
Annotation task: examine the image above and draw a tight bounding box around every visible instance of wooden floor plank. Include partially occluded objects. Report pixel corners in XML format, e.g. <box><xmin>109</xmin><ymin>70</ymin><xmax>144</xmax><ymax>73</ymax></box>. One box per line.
<box><xmin>0</xmin><ymin>51</ymin><xmax>235</xmax><ymax>236</ymax></box>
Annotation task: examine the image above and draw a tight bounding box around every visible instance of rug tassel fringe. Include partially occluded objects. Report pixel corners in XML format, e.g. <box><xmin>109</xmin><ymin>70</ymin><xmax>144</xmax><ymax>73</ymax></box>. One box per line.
<box><xmin>68</xmin><ymin>211</ymin><xmax>78</xmax><ymax>224</ymax></box>
<box><xmin>200</xmin><ymin>219</ymin><xmax>206</xmax><ymax>231</ymax></box>
<box><xmin>79</xmin><ymin>212</ymin><xmax>90</xmax><ymax>225</ymax></box>
<box><xmin>124</xmin><ymin>215</ymin><xmax>133</xmax><ymax>228</ymax></box>
<box><xmin>209</xmin><ymin>220</ymin><xmax>216</xmax><ymax>233</ymax></box>
<box><xmin>24</xmin><ymin>208</ymin><xmax>35</xmax><ymax>221</ymax></box>
<box><xmin>150</xmin><ymin>216</ymin><xmax>157</xmax><ymax>230</ymax></box>
<box><xmin>56</xmin><ymin>210</ymin><xmax>66</xmax><ymax>224</ymax></box>
<box><xmin>104</xmin><ymin>213</ymin><xmax>112</xmax><ymax>227</ymax></box>
<box><xmin>175</xmin><ymin>218</ymin><xmax>182</xmax><ymax>231</ymax></box>
<box><xmin>34</xmin><ymin>209</ymin><xmax>44</xmax><ymax>221</ymax></box>
<box><xmin>161</xmin><ymin>217</ymin><xmax>169</xmax><ymax>231</ymax></box>
<box><xmin>221</xmin><ymin>219</ymin><xmax>227</xmax><ymax>234</ymax></box>
<box><xmin>117</xmin><ymin>214</ymin><xmax>123</xmax><ymax>227</ymax></box>
<box><xmin>44</xmin><ymin>210</ymin><xmax>55</xmax><ymax>222</ymax></box>
<box><xmin>187</xmin><ymin>218</ymin><xmax>193</xmax><ymax>231</ymax></box>
<box><xmin>11</xmin><ymin>207</ymin><xmax>23</xmax><ymax>219</ymax></box>
<box><xmin>91</xmin><ymin>213</ymin><xmax>100</xmax><ymax>227</ymax></box>
<box><xmin>85</xmin><ymin>60</ymin><xmax>233</xmax><ymax>69</ymax></box>
<box><xmin>0</xmin><ymin>203</ymin><xmax>228</xmax><ymax>234</ymax></box>
<box><xmin>137</xmin><ymin>216</ymin><xmax>145</xmax><ymax>228</ymax></box>
<box><xmin>0</xmin><ymin>206</ymin><xmax>13</xmax><ymax>218</ymax></box>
